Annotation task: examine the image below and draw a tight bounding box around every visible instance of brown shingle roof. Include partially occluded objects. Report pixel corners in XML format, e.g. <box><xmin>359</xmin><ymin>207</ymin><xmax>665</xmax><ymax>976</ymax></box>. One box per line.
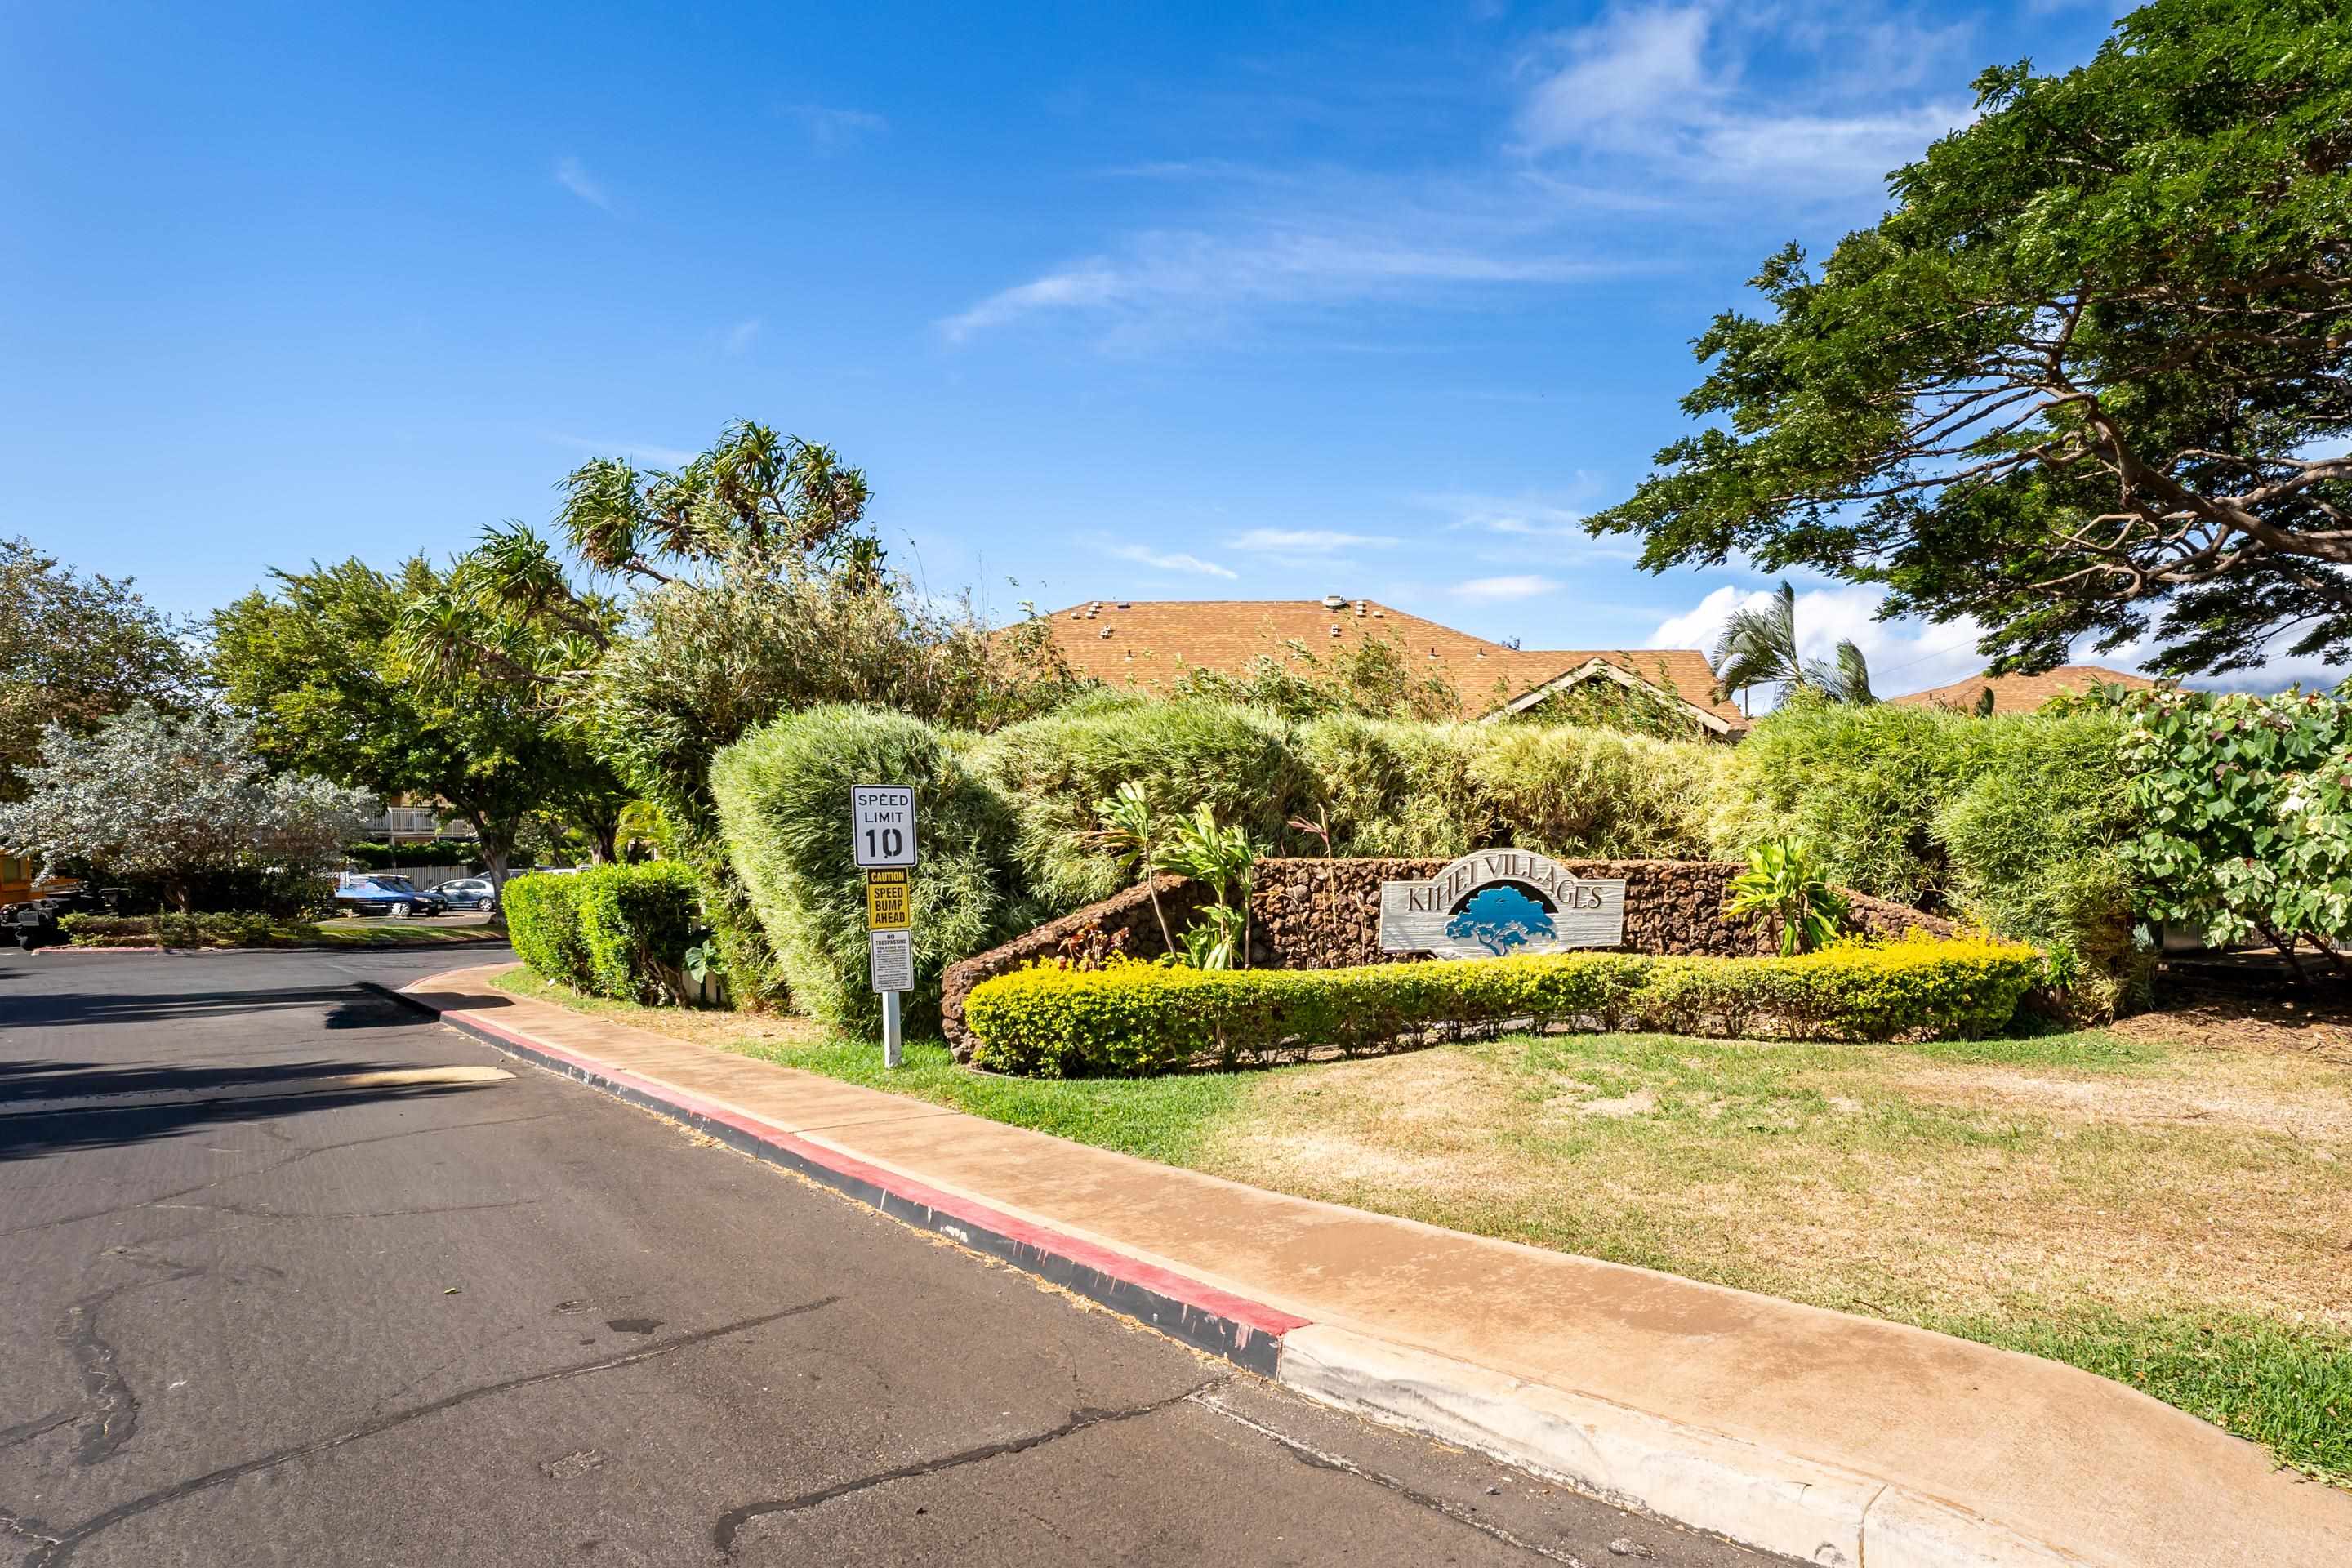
<box><xmin>1030</xmin><ymin>599</ymin><xmax>1745</xmax><ymax>727</ymax></box>
<box><xmin>1886</xmin><ymin>665</ymin><xmax>2155</xmax><ymax>714</ymax></box>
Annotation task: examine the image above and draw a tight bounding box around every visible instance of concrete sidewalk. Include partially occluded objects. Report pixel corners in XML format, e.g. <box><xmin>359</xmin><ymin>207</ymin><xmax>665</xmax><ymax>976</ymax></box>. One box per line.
<box><xmin>391</xmin><ymin>965</ymin><xmax>2352</xmax><ymax>1568</ymax></box>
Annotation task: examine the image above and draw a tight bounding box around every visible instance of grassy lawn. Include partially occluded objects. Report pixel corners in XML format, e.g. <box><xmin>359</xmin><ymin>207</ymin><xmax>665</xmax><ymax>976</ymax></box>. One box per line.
<box><xmin>486</xmin><ymin>964</ymin><xmax>2352</xmax><ymax>1485</ymax></box>
<box><xmin>312</xmin><ymin>919</ymin><xmax>510</xmax><ymax>947</ymax></box>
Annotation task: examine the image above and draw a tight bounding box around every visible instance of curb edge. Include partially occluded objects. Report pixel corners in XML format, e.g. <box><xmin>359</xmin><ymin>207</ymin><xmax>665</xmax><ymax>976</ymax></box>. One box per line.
<box><xmin>363</xmin><ymin>979</ymin><xmax>1303</xmax><ymax>1376</ymax></box>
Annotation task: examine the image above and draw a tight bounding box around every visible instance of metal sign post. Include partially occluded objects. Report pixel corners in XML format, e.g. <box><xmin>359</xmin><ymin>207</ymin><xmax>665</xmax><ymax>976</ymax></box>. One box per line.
<box><xmin>854</xmin><ymin>788</ymin><xmax>917</xmax><ymax>1067</ymax></box>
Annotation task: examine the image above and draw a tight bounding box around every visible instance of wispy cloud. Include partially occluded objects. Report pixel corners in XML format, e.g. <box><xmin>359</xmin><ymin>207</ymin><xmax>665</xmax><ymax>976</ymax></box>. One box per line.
<box><xmin>941</xmin><ymin>3</ymin><xmax>1972</xmax><ymax>349</ymax></box>
<box><xmin>547</xmin><ymin>434</ymin><xmax>698</xmax><ymax>469</ymax></box>
<box><xmin>943</xmin><ymin>226</ymin><xmax>1610</xmax><ymax>344</ymax></box>
<box><xmin>1102</xmin><ymin>541</ymin><xmax>1239</xmax><ymax>579</ymax></box>
<box><xmin>1513</xmin><ymin>3</ymin><xmax>1974</xmax><ymax>194</ymax></box>
<box><xmin>723</xmin><ymin>318</ymin><xmax>762</xmax><ymax>356</ymax></box>
<box><xmin>787</xmin><ymin>104</ymin><xmax>888</xmax><ymax>150</ymax></box>
<box><xmin>1452</xmin><ymin>574</ymin><xmax>1559</xmax><ymax>601</ymax></box>
<box><xmin>1228</xmin><ymin>528</ymin><xmax>1398</xmax><ymax>553</ymax></box>
<box><xmin>554</xmin><ymin>156</ymin><xmax>612</xmax><ymax>212</ymax></box>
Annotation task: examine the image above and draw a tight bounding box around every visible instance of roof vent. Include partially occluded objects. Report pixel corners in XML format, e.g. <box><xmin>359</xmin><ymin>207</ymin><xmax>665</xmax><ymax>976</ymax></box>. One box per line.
<box><xmin>1372</xmin><ymin>609</ymin><xmax>1384</xmax><ymax>618</ymax></box>
<box><xmin>1115</xmin><ymin>601</ymin><xmax>1131</xmax><ymax>609</ymax></box>
<box><xmin>1098</xmin><ymin>626</ymin><xmax>1112</xmax><ymax>639</ymax></box>
<box><xmin>1321</xmin><ymin>594</ymin><xmax>1347</xmax><ymax>610</ymax></box>
<box><xmin>1354</xmin><ymin>601</ymin><xmax>1366</xmax><ymax>617</ymax></box>
<box><xmin>1329</xmin><ymin>625</ymin><xmax>1342</xmax><ymax>638</ymax></box>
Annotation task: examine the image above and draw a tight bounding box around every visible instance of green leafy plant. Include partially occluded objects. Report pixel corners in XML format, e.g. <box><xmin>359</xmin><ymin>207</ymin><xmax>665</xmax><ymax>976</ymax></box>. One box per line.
<box><xmin>1087</xmin><ymin>782</ymin><xmax>1176</xmax><ymax>951</ymax></box>
<box><xmin>1724</xmin><ymin>839</ymin><xmax>1847</xmax><ymax>956</ymax></box>
<box><xmin>684</xmin><ymin>940</ymin><xmax>727</xmax><ymax>985</ymax></box>
<box><xmin>1158</xmin><ymin>804</ymin><xmax>1259</xmax><ymax>969</ymax></box>
<box><xmin>2109</xmin><ymin>681</ymin><xmax>2352</xmax><ymax>978</ymax></box>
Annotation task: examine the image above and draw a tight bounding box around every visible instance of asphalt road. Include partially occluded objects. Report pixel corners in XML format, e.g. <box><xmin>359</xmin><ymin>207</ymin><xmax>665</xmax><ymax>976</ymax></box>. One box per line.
<box><xmin>1</xmin><ymin>945</ymin><xmax>1782</xmax><ymax>1567</ymax></box>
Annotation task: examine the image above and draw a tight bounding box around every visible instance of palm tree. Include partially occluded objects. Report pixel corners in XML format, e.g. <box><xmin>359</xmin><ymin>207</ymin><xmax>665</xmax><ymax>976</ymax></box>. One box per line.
<box><xmin>1710</xmin><ymin>582</ymin><xmax>1876</xmax><ymax>708</ymax></box>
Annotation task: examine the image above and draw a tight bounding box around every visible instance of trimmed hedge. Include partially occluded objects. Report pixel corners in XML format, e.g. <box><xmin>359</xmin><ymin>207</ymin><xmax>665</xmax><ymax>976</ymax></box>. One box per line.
<box><xmin>501</xmin><ymin>872</ymin><xmax>590</xmax><ymax>988</ymax></box>
<box><xmin>713</xmin><ymin>706</ymin><xmax>1033</xmax><ymax>1033</ymax></box>
<box><xmin>60</xmin><ymin>912</ymin><xmax>322</xmax><ymax>949</ymax></box>
<box><xmin>575</xmin><ymin>862</ymin><xmax>700</xmax><ymax>1003</ymax></box>
<box><xmin>505</xmin><ymin>862</ymin><xmax>701</xmax><ymax>1003</ymax></box>
<box><xmin>962</xmin><ymin>933</ymin><xmax>2042</xmax><ymax>1077</ymax></box>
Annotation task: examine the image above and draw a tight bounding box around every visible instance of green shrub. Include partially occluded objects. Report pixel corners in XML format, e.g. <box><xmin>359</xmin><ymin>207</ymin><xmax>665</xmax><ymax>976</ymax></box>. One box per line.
<box><xmin>344</xmin><ymin>838</ymin><xmax>483</xmax><ymax>871</ymax></box>
<box><xmin>60</xmin><ymin>912</ymin><xmax>320</xmax><ymax>948</ymax></box>
<box><xmin>972</xmin><ymin>698</ymin><xmax>1312</xmax><ymax>910</ymax></box>
<box><xmin>573</xmin><ymin>861</ymin><xmax>701</xmax><ymax>1003</ymax></box>
<box><xmin>963</xmin><ymin>933</ymin><xmax>2041</xmax><ymax>1076</ymax></box>
<box><xmin>1294</xmin><ymin>715</ymin><xmax>1719</xmax><ymax>860</ymax></box>
<box><xmin>1710</xmin><ymin>696</ymin><xmax>2140</xmax><ymax>1010</ymax></box>
<box><xmin>1709</xmin><ymin>697</ymin><xmax>1983</xmax><ymax>904</ymax></box>
<box><xmin>712</xmin><ymin>704</ymin><xmax>1033</xmax><ymax>1033</ymax></box>
<box><xmin>1459</xmin><ymin>723</ymin><xmax>1717</xmax><ymax>858</ymax></box>
<box><xmin>1297</xmin><ymin>714</ymin><xmax>1484</xmax><ymax>857</ymax></box>
<box><xmin>502</xmin><ymin>872</ymin><xmax>590</xmax><ymax>987</ymax></box>
<box><xmin>1931</xmin><ymin>710</ymin><xmax>2144</xmax><ymax>1013</ymax></box>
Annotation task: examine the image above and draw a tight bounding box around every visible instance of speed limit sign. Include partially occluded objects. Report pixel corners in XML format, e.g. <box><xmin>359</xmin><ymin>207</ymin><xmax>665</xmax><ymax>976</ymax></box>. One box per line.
<box><xmin>851</xmin><ymin>785</ymin><xmax>917</xmax><ymax>870</ymax></box>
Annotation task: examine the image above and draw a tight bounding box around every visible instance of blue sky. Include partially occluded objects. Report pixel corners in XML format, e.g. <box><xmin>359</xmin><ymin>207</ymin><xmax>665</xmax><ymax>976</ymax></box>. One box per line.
<box><xmin>11</xmin><ymin>0</ymin><xmax>2261</xmax><ymax>697</ymax></box>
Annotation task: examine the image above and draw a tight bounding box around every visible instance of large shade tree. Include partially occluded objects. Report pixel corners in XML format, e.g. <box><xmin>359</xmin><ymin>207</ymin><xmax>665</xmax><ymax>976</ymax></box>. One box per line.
<box><xmin>0</xmin><ymin>703</ymin><xmax>376</xmax><ymax>911</ymax></box>
<box><xmin>1589</xmin><ymin>0</ymin><xmax>2352</xmax><ymax>678</ymax></box>
<box><xmin>209</xmin><ymin>556</ymin><xmax>630</xmax><ymax>898</ymax></box>
<box><xmin>0</xmin><ymin>536</ymin><xmax>199</xmax><ymax>800</ymax></box>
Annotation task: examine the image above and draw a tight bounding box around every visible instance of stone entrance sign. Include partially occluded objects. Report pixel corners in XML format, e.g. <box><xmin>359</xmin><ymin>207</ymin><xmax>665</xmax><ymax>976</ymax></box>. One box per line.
<box><xmin>1379</xmin><ymin>850</ymin><xmax>1627</xmax><ymax>959</ymax></box>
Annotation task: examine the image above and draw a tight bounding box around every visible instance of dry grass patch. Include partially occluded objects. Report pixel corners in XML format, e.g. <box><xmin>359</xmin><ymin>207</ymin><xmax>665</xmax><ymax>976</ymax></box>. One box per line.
<box><xmin>1196</xmin><ymin>1028</ymin><xmax>2352</xmax><ymax>1333</ymax></box>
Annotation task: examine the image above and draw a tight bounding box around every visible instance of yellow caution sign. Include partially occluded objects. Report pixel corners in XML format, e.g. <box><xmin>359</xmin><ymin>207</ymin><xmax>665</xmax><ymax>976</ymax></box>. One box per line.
<box><xmin>865</xmin><ymin>869</ymin><xmax>911</xmax><ymax>931</ymax></box>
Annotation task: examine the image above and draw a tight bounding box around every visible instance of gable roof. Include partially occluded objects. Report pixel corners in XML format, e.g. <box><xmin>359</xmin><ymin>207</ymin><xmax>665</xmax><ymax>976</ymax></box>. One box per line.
<box><xmin>1030</xmin><ymin>599</ymin><xmax>1746</xmax><ymax>728</ymax></box>
<box><xmin>1886</xmin><ymin>664</ymin><xmax>2155</xmax><ymax>713</ymax></box>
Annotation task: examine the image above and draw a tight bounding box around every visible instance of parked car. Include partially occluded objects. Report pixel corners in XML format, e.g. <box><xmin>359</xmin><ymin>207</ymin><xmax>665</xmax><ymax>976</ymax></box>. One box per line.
<box><xmin>333</xmin><ymin>874</ymin><xmax>447</xmax><ymax>919</ymax></box>
<box><xmin>431</xmin><ymin>877</ymin><xmax>497</xmax><ymax>911</ymax></box>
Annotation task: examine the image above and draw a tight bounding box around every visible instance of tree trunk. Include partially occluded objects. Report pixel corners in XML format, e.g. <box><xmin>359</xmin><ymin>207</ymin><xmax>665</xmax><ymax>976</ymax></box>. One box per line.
<box><xmin>469</xmin><ymin>813</ymin><xmax>516</xmax><ymax>930</ymax></box>
<box><xmin>2254</xmin><ymin>915</ymin><xmax>2311</xmax><ymax>984</ymax></box>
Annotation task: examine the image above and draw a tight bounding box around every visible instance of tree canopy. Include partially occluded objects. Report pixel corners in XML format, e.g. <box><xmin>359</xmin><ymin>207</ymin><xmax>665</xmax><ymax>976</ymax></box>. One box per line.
<box><xmin>1588</xmin><ymin>0</ymin><xmax>2352</xmax><ymax>678</ymax></box>
<box><xmin>0</xmin><ymin>536</ymin><xmax>198</xmax><ymax>799</ymax></box>
<box><xmin>406</xmin><ymin>421</ymin><xmax>1085</xmax><ymax>1000</ymax></box>
<box><xmin>209</xmin><ymin>556</ymin><xmax>629</xmax><ymax>887</ymax></box>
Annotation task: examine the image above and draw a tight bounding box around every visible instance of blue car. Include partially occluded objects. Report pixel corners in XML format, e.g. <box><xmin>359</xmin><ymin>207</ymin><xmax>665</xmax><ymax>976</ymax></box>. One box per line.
<box><xmin>334</xmin><ymin>875</ymin><xmax>448</xmax><ymax>918</ymax></box>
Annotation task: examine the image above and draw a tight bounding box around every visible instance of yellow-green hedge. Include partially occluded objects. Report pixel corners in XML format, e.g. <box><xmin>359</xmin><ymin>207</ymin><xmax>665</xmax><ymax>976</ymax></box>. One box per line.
<box><xmin>961</xmin><ymin>933</ymin><xmax>2042</xmax><ymax>1077</ymax></box>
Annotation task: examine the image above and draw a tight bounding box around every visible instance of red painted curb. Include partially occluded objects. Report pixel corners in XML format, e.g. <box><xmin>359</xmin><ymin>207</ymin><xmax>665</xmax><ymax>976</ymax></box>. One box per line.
<box><xmin>376</xmin><ymin>982</ymin><xmax>1310</xmax><ymax>1369</ymax></box>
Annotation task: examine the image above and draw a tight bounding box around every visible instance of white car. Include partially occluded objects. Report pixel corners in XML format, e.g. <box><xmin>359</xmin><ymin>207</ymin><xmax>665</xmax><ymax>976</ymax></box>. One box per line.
<box><xmin>431</xmin><ymin>877</ymin><xmax>497</xmax><ymax>912</ymax></box>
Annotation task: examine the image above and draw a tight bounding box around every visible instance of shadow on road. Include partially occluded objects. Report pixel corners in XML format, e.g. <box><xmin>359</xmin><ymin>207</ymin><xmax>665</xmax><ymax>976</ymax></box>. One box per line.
<box><xmin>0</xmin><ymin>985</ymin><xmax>422</xmax><ymax>1031</ymax></box>
<box><xmin>0</xmin><ymin>1062</ymin><xmax>499</xmax><ymax>1162</ymax></box>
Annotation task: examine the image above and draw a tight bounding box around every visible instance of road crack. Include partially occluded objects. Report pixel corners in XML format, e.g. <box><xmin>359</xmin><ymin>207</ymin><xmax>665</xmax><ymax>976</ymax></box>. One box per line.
<box><xmin>16</xmin><ymin>1298</ymin><xmax>837</xmax><ymax>1567</ymax></box>
<box><xmin>710</xmin><ymin>1375</ymin><xmax>1231</xmax><ymax>1556</ymax></box>
<box><xmin>1191</xmin><ymin>1388</ymin><xmax>1592</xmax><ymax>1566</ymax></box>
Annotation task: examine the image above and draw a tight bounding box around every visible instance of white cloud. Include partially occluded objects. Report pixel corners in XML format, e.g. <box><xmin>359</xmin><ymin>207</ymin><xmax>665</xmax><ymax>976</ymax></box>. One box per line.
<box><xmin>554</xmin><ymin>156</ymin><xmax>612</xmax><ymax>211</ymax></box>
<box><xmin>942</xmin><ymin>223</ymin><xmax>1614</xmax><ymax>344</ymax></box>
<box><xmin>1514</xmin><ymin>4</ymin><xmax>1973</xmax><ymax>195</ymax></box>
<box><xmin>1228</xmin><ymin>528</ymin><xmax>1398</xmax><ymax>553</ymax></box>
<box><xmin>723</xmin><ymin>318</ymin><xmax>762</xmax><ymax>356</ymax></box>
<box><xmin>1453</xmin><ymin>574</ymin><xmax>1560</xmax><ymax>601</ymax></box>
<box><xmin>547</xmin><ymin>434</ymin><xmax>699</xmax><ymax>469</ymax></box>
<box><xmin>787</xmin><ymin>104</ymin><xmax>888</xmax><ymax>150</ymax></box>
<box><xmin>1102</xmin><ymin>541</ymin><xmax>1238</xmax><ymax>580</ymax></box>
